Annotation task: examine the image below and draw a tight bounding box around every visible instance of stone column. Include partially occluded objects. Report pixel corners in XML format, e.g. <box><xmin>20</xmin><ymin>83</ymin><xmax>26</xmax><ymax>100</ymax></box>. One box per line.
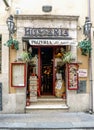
<box><xmin>16</xmin><ymin>88</ymin><xmax>26</xmax><ymax>113</ymax></box>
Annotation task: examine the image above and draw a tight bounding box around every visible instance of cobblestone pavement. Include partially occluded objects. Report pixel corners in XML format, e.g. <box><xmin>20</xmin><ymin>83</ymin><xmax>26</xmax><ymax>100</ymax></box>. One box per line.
<box><xmin>0</xmin><ymin>110</ymin><xmax>94</xmax><ymax>129</ymax></box>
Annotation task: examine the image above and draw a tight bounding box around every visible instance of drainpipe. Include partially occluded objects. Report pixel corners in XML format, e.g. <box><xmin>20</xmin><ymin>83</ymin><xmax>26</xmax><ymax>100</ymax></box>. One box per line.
<box><xmin>2</xmin><ymin>0</ymin><xmax>10</xmax><ymax>7</ymax></box>
<box><xmin>88</xmin><ymin>0</ymin><xmax>93</xmax><ymax>114</ymax></box>
<box><xmin>88</xmin><ymin>0</ymin><xmax>91</xmax><ymax>19</ymax></box>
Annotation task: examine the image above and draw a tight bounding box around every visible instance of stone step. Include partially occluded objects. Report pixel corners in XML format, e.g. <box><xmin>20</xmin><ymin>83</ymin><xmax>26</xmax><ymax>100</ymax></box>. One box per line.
<box><xmin>25</xmin><ymin>104</ymin><xmax>69</xmax><ymax>113</ymax></box>
<box><xmin>26</xmin><ymin>103</ymin><xmax>69</xmax><ymax>110</ymax></box>
<box><xmin>26</xmin><ymin>96</ymin><xmax>68</xmax><ymax>113</ymax></box>
<box><xmin>30</xmin><ymin>96</ymin><xmax>66</xmax><ymax>105</ymax></box>
<box><xmin>37</xmin><ymin>96</ymin><xmax>66</xmax><ymax>102</ymax></box>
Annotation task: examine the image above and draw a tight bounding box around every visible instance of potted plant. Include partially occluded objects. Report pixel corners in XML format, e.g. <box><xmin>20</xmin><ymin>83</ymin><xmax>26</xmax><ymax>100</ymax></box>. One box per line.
<box><xmin>62</xmin><ymin>51</ymin><xmax>73</xmax><ymax>63</ymax></box>
<box><xmin>4</xmin><ymin>38</ymin><xmax>19</xmax><ymax>50</ymax></box>
<box><xmin>78</xmin><ymin>39</ymin><xmax>92</xmax><ymax>56</ymax></box>
<box><xmin>21</xmin><ymin>50</ymin><xmax>31</xmax><ymax>62</ymax></box>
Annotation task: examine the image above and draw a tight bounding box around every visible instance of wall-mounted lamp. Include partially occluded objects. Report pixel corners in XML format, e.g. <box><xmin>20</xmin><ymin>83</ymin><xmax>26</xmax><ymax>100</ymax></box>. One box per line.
<box><xmin>3</xmin><ymin>0</ymin><xmax>10</xmax><ymax>7</ymax></box>
<box><xmin>77</xmin><ymin>26</ymin><xmax>82</xmax><ymax>30</ymax></box>
<box><xmin>6</xmin><ymin>15</ymin><xmax>17</xmax><ymax>38</ymax></box>
<box><xmin>42</xmin><ymin>5</ymin><xmax>52</xmax><ymax>12</ymax></box>
<box><xmin>83</xmin><ymin>17</ymin><xmax>92</xmax><ymax>38</ymax></box>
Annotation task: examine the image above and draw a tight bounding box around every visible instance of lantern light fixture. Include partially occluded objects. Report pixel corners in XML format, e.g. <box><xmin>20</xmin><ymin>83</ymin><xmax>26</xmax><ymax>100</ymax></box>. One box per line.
<box><xmin>6</xmin><ymin>15</ymin><xmax>17</xmax><ymax>38</ymax></box>
<box><xmin>83</xmin><ymin>17</ymin><xmax>92</xmax><ymax>38</ymax></box>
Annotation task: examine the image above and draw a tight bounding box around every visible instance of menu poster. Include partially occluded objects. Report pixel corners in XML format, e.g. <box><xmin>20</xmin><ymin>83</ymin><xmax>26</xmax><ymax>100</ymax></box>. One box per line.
<box><xmin>67</xmin><ymin>63</ymin><xmax>79</xmax><ymax>90</ymax></box>
<box><xmin>11</xmin><ymin>63</ymin><xmax>26</xmax><ymax>87</ymax></box>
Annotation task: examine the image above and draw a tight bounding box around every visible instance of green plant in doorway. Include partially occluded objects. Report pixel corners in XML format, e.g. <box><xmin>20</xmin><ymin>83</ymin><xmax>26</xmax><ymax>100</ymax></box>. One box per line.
<box><xmin>4</xmin><ymin>38</ymin><xmax>19</xmax><ymax>50</ymax></box>
<box><xmin>21</xmin><ymin>50</ymin><xmax>32</xmax><ymax>62</ymax></box>
<box><xmin>62</xmin><ymin>51</ymin><xmax>73</xmax><ymax>63</ymax></box>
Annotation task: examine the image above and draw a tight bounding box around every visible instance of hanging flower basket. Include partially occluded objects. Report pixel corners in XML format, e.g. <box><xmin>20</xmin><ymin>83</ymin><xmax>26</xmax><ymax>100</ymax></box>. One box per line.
<box><xmin>4</xmin><ymin>38</ymin><xmax>19</xmax><ymax>50</ymax></box>
<box><xmin>11</xmin><ymin>44</ymin><xmax>15</xmax><ymax>49</ymax></box>
<box><xmin>78</xmin><ymin>39</ymin><xmax>92</xmax><ymax>56</ymax></box>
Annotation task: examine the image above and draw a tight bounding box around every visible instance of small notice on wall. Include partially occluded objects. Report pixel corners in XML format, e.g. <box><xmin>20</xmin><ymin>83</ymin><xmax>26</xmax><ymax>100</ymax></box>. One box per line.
<box><xmin>78</xmin><ymin>69</ymin><xmax>87</xmax><ymax>77</ymax></box>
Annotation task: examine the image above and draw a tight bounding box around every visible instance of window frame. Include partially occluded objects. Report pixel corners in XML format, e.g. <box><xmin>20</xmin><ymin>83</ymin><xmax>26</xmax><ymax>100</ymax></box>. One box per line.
<box><xmin>0</xmin><ymin>35</ymin><xmax>2</xmax><ymax>73</ymax></box>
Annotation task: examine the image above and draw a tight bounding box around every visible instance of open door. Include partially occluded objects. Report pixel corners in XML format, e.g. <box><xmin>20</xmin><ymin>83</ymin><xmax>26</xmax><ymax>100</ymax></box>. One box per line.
<box><xmin>27</xmin><ymin>46</ymin><xmax>67</xmax><ymax>99</ymax></box>
<box><xmin>41</xmin><ymin>47</ymin><xmax>53</xmax><ymax>95</ymax></box>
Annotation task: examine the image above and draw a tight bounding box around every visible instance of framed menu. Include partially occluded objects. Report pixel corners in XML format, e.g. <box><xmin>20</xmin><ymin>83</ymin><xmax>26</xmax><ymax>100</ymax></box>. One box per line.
<box><xmin>67</xmin><ymin>63</ymin><xmax>79</xmax><ymax>90</ymax></box>
<box><xmin>11</xmin><ymin>63</ymin><xmax>26</xmax><ymax>87</ymax></box>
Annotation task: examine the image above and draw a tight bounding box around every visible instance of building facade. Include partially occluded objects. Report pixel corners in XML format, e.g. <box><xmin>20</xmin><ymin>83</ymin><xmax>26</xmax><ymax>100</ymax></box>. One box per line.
<box><xmin>0</xmin><ymin>0</ymin><xmax>94</xmax><ymax>113</ymax></box>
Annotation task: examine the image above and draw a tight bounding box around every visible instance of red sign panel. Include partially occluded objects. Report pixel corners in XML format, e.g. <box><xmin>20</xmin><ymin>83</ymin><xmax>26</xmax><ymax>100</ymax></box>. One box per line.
<box><xmin>67</xmin><ymin>63</ymin><xmax>79</xmax><ymax>90</ymax></box>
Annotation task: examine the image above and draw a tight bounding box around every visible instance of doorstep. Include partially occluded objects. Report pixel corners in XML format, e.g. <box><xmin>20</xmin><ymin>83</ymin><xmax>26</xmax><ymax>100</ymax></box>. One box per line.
<box><xmin>25</xmin><ymin>96</ymin><xmax>69</xmax><ymax>113</ymax></box>
<box><xmin>26</xmin><ymin>103</ymin><xmax>69</xmax><ymax>110</ymax></box>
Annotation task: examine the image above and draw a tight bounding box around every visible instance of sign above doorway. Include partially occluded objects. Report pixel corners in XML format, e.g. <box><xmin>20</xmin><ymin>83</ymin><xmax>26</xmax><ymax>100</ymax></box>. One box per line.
<box><xmin>29</xmin><ymin>39</ymin><xmax>77</xmax><ymax>46</ymax></box>
<box><xmin>23</xmin><ymin>27</ymin><xmax>77</xmax><ymax>46</ymax></box>
<box><xmin>24</xmin><ymin>27</ymin><xmax>71</xmax><ymax>39</ymax></box>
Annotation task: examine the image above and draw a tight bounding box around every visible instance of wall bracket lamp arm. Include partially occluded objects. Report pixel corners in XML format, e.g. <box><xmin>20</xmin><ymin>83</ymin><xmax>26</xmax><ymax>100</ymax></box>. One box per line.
<box><xmin>3</xmin><ymin>0</ymin><xmax>10</xmax><ymax>7</ymax></box>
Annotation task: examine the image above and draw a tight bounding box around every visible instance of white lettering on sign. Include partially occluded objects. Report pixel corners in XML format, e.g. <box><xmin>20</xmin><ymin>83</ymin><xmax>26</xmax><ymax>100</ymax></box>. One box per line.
<box><xmin>29</xmin><ymin>39</ymin><xmax>77</xmax><ymax>46</ymax></box>
<box><xmin>78</xmin><ymin>69</ymin><xmax>87</xmax><ymax>77</ymax></box>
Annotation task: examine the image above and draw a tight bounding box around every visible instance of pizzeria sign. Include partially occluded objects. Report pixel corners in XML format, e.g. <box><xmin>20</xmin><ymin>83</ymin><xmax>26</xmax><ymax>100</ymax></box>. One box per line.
<box><xmin>29</xmin><ymin>39</ymin><xmax>77</xmax><ymax>46</ymax></box>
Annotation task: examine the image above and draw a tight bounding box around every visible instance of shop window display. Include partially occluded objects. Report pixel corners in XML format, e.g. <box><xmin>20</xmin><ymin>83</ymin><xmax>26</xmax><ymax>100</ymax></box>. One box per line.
<box><xmin>27</xmin><ymin>47</ymin><xmax>39</xmax><ymax>103</ymax></box>
<box><xmin>55</xmin><ymin>47</ymin><xmax>66</xmax><ymax>98</ymax></box>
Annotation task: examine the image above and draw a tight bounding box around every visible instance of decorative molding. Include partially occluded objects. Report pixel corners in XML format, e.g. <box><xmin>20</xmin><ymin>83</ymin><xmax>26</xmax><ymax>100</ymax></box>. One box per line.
<box><xmin>14</xmin><ymin>15</ymin><xmax>79</xmax><ymax>21</ymax></box>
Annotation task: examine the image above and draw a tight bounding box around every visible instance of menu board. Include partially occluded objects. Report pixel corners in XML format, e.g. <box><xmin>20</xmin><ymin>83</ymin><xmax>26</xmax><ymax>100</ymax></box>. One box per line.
<box><xmin>11</xmin><ymin>63</ymin><xmax>26</xmax><ymax>87</ymax></box>
<box><xmin>67</xmin><ymin>63</ymin><xmax>79</xmax><ymax>90</ymax></box>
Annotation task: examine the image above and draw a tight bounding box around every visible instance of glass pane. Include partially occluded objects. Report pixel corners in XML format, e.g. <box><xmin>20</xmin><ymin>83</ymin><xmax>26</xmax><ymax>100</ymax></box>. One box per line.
<box><xmin>12</xmin><ymin>65</ymin><xmax>25</xmax><ymax>86</ymax></box>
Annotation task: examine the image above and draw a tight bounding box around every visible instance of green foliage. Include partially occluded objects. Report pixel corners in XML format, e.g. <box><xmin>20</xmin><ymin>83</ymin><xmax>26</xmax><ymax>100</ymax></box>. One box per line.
<box><xmin>4</xmin><ymin>38</ymin><xmax>19</xmax><ymax>50</ymax></box>
<box><xmin>62</xmin><ymin>51</ymin><xmax>72</xmax><ymax>63</ymax></box>
<box><xmin>78</xmin><ymin>39</ymin><xmax>92</xmax><ymax>56</ymax></box>
<box><xmin>21</xmin><ymin>51</ymin><xmax>32</xmax><ymax>62</ymax></box>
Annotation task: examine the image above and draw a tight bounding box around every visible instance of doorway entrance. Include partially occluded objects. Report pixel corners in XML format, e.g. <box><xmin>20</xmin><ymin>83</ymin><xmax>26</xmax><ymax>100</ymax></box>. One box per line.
<box><xmin>41</xmin><ymin>47</ymin><xmax>53</xmax><ymax>95</ymax></box>
<box><xmin>26</xmin><ymin>46</ymin><xmax>67</xmax><ymax>99</ymax></box>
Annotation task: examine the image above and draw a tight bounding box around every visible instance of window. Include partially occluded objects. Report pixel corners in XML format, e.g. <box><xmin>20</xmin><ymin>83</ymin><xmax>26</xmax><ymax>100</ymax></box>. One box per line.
<box><xmin>0</xmin><ymin>35</ymin><xmax>2</xmax><ymax>73</ymax></box>
<box><xmin>77</xmin><ymin>80</ymin><xmax>86</xmax><ymax>93</ymax></box>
